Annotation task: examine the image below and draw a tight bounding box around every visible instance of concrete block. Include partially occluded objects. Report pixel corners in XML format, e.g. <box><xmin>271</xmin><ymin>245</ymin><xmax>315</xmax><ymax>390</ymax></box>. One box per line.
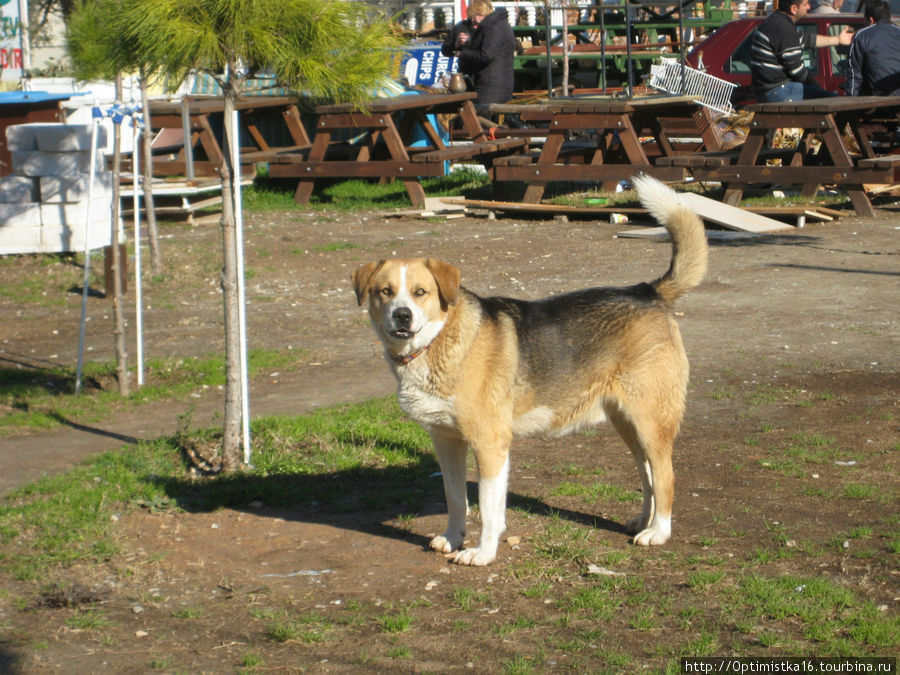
<box><xmin>40</xmin><ymin>198</ymin><xmax>113</xmax><ymax>229</ymax></box>
<box><xmin>40</xmin><ymin>173</ymin><xmax>113</xmax><ymax>202</ymax></box>
<box><xmin>0</xmin><ymin>225</ymin><xmax>43</xmax><ymax>255</ymax></box>
<box><xmin>12</xmin><ymin>150</ymin><xmax>105</xmax><ymax>177</ymax></box>
<box><xmin>35</xmin><ymin>124</ymin><xmax>107</xmax><ymax>152</ymax></box>
<box><xmin>0</xmin><ymin>202</ymin><xmax>41</xmax><ymax>228</ymax></box>
<box><xmin>0</xmin><ymin>176</ymin><xmax>40</xmax><ymax>203</ymax></box>
<box><xmin>40</xmin><ymin>221</ymin><xmax>113</xmax><ymax>253</ymax></box>
<box><xmin>6</xmin><ymin>123</ymin><xmax>107</xmax><ymax>152</ymax></box>
<box><xmin>0</xmin><ymin>204</ymin><xmax>42</xmax><ymax>254</ymax></box>
<box><xmin>5</xmin><ymin>124</ymin><xmax>40</xmax><ymax>151</ymax></box>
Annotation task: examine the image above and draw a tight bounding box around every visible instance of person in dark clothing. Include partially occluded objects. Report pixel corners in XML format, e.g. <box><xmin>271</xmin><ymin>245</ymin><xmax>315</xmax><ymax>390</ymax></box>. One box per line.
<box><xmin>750</xmin><ymin>0</ymin><xmax>854</xmax><ymax>102</ymax></box>
<box><xmin>846</xmin><ymin>0</ymin><xmax>900</xmax><ymax>96</ymax></box>
<box><xmin>441</xmin><ymin>0</ymin><xmax>516</xmax><ymax>110</ymax></box>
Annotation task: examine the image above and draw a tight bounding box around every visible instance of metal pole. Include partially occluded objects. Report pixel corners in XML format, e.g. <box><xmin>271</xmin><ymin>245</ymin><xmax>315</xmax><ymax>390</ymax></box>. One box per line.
<box><xmin>625</xmin><ymin>0</ymin><xmax>634</xmax><ymax>98</ymax></box>
<box><xmin>231</xmin><ymin>108</ymin><xmax>251</xmax><ymax>466</ymax></box>
<box><xmin>600</xmin><ymin>1</ymin><xmax>607</xmax><ymax>94</ymax></box>
<box><xmin>545</xmin><ymin>1</ymin><xmax>554</xmax><ymax>97</ymax></box>
<box><xmin>132</xmin><ymin>115</ymin><xmax>144</xmax><ymax>387</ymax></box>
<box><xmin>75</xmin><ymin>106</ymin><xmax>101</xmax><ymax>394</ymax></box>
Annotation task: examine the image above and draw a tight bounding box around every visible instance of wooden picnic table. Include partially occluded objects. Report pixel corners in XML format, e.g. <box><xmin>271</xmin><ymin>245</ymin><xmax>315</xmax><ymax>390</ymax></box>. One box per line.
<box><xmin>487</xmin><ymin>95</ymin><xmax>720</xmax><ymax>203</ymax></box>
<box><xmin>146</xmin><ymin>95</ymin><xmax>310</xmax><ymax>178</ymax></box>
<box><xmin>273</xmin><ymin>92</ymin><xmax>528</xmax><ymax>208</ymax></box>
<box><xmin>661</xmin><ymin>96</ymin><xmax>900</xmax><ymax>218</ymax></box>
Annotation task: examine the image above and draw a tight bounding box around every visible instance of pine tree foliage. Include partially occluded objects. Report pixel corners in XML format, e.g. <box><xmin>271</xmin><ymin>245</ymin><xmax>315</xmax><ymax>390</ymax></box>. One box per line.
<box><xmin>121</xmin><ymin>0</ymin><xmax>402</xmax><ymax>102</ymax></box>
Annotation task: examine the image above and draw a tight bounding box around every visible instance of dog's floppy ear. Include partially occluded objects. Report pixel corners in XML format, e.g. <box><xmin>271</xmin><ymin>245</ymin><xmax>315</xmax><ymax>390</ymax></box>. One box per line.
<box><xmin>426</xmin><ymin>258</ymin><xmax>460</xmax><ymax>309</ymax></box>
<box><xmin>352</xmin><ymin>261</ymin><xmax>384</xmax><ymax>306</ymax></box>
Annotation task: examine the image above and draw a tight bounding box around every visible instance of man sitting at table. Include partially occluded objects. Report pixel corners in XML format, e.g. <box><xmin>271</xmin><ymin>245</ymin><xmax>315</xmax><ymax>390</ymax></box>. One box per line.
<box><xmin>441</xmin><ymin>0</ymin><xmax>516</xmax><ymax>111</ymax></box>
<box><xmin>846</xmin><ymin>0</ymin><xmax>900</xmax><ymax>96</ymax></box>
<box><xmin>750</xmin><ymin>0</ymin><xmax>854</xmax><ymax>102</ymax></box>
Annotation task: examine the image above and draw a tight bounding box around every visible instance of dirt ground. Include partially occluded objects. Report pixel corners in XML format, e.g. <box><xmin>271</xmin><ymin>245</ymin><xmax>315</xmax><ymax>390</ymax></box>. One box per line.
<box><xmin>0</xmin><ymin>192</ymin><xmax>898</xmax><ymax>672</ymax></box>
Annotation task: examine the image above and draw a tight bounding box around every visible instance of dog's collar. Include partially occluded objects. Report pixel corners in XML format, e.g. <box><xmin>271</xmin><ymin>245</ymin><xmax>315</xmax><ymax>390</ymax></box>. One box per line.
<box><xmin>391</xmin><ymin>345</ymin><xmax>429</xmax><ymax>365</ymax></box>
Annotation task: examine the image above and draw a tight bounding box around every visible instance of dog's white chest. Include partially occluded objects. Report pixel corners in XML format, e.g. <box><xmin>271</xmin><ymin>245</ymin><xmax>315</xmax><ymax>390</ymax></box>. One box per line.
<box><xmin>396</xmin><ymin>365</ymin><xmax>456</xmax><ymax>429</ymax></box>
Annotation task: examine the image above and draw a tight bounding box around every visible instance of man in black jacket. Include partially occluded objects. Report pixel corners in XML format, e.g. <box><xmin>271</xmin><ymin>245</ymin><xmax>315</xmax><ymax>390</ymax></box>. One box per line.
<box><xmin>441</xmin><ymin>0</ymin><xmax>516</xmax><ymax>110</ymax></box>
<box><xmin>751</xmin><ymin>0</ymin><xmax>854</xmax><ymax>102</ymax></box>
<box><xmin>846</xmin><ymin>0</ymin><xmax>900</xmax><ymax>96</ymax></box>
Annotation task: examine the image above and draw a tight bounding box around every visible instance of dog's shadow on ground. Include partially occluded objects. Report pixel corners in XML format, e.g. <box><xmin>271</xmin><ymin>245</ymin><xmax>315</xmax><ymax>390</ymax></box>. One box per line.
<box><xmin>149</xmin><ymin>461</ymin><xmax>629</xmax><ymax>552</ymax></box>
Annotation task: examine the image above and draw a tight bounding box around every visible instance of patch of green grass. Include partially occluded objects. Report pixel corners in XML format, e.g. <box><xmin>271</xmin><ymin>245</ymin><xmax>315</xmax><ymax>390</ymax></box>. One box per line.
<box><xmin>377</xmin><ymin>606</ymin><xmax>414</xmax><ymax>633</ymax></box>
<box><xmin>247</xmin><ymin>167</ymin><xmax>492</xmax><ymax>212</ymax></box>
<box><xmin>452</xmin><ymin>586</ymin><xmax>489</xmax><ymax>612</ymax></box>
<box><xmin>841</xmin><ymin>483</ymin><xmax>877</xmax><ymax>500</ymax></box>
<box><xmin>65</xmin><ymin>609</ymin><xmax>112</xmax><ymax>631</ymax></box>
<box><xmin>0</xmin><ymin>397</ymin><xmax>432</xmax><ymax>582</ymax></box>
<box><xmin>687</xmin><ymin>570</ymin><xmax>726</xmax><ymax>592</ymax></box>
<box><xmin>172</xmin><ymin>607</ymin><xmax>203</xmax><ymax>619</ymax></box>
<box><xmin>0</xmin><ymin>349</ymin><xmax>300</xmax><ymax>436</ymax></box>
<box><xmin>263</xmin><ymin>621</ymin><xmax>299</xmax><ymax>643</ymax></box>
<box><xmin>551</xmin><ymin>481</ymin><xmax>641</xmax><ymax>504</ymax></box>
<box><xmin>313</xmin><ymin>241</ymin><xmax>364</xmax><ymax>252</ymax></box>
<box><xmin>240</xmin><ymin>651</ymin><xmax>264</xmax><ymax>668</ymax></box>
<box><xmin>729</xmin><ymin>574</ymin><xmax>899</xmax><ymax>649</ymax></box>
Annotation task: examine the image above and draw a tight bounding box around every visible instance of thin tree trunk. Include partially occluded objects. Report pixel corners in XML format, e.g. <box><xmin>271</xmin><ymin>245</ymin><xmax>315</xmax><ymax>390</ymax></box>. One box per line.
<box><xmin>111</xmin><ymin>73</ymin><xmax>130</xmax><ymax>396</ymax></box>
<box><xmin>139</xmin><ymin>69</ymin><xmax>163</xmax><ymax>276</ymax></box>
<box><xmin>218</xmin><ymin>79</ymin><xmax>242</xmax><ymax>471</ymax></box>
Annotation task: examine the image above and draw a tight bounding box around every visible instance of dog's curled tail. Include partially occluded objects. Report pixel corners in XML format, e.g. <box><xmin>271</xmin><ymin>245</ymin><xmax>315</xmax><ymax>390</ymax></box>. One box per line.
<box><xmin>632</xmin><ymin>175</ymin><xmax>708</xmax><ymax>305</ymax></box>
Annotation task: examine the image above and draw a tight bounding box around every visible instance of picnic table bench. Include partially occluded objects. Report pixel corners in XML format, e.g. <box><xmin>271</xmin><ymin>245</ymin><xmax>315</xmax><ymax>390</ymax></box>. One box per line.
<box><xmin>487</xmin><ymin>95</ymin><xmax>721</xmax><ymax>202</ymax></box>
<box><xmin>145</xmin><ymin>96</ymin><xmax>310</xmax><ymax>178</ymax></box>
<box><xmin>269</xmin><ymin>92</ymin><xmax>528</xmax><ymax>208</ymax></box>
<box><xmin>677</xmin><ymin>96</ymin><xmax>900</xmax><ymax>217</ymax></box>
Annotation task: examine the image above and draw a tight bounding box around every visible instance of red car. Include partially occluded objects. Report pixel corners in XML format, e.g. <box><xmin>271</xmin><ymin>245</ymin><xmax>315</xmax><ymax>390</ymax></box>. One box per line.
<box><xmin>685</xmin><ymin>14</ymin><xmax>875</xmax><ymax>105</ymax></box>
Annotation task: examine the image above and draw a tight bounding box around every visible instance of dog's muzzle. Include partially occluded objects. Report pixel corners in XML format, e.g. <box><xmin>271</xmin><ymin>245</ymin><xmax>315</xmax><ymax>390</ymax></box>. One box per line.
<box><xmin>389</xmin><ymin>306</ymin><xmax>415</xmax><ymax>340</ymax></box>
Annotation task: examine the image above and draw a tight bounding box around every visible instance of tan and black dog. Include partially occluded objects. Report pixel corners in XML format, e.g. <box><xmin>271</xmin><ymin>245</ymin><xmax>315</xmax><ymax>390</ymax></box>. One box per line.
<box><xmin>352</xmin><ymin>176</ymin><xmax>707</xmax><ymax>566</ymax></box>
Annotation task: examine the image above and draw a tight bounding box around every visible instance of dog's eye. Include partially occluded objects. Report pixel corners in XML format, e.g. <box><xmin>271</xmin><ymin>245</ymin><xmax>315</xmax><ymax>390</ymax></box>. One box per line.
<box><xmin>380</xmin><ymin>287</ymin><xmax>393</xmax><ymax>297</ymax></box>
<box><xmin>414</xmin><ymin>287</ymin><xmax>427</xmax><ymax>297</ymax></box>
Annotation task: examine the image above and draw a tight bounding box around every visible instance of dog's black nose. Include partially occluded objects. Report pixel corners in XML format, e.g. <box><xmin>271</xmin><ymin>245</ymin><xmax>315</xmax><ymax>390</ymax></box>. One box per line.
<box><xmin>392</xmin><ymin>307</ymin><xmax>412</xmax><ymax>328</ymax></box>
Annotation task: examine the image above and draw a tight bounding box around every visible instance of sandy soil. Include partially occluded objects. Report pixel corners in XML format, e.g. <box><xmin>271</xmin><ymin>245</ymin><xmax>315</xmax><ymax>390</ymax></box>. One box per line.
<box><xmin>0</xmin><ymin>194</ymin><xmax>897</xmax><ymax>671</ymax></box>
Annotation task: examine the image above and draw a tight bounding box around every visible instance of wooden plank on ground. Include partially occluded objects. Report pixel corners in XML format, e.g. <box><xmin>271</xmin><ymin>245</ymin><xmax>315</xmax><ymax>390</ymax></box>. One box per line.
<box><xmin>440</xmin><ymin>198</ymin><xmax>649</xmax><ymax>217</ymax></box>
<box><xmin>616</xmin><ymin>227</ymin><xmax>761</xmax><ymax>241</ymax></box>
<box><xmin>678</xmin><ymin>193</ymin><xmax>792</xmax><ymax>233</ymax></box>
<box><xmin>442</xmin><ymin>197</ymin><xmax>839</xmax><ymax>229</ymax></box>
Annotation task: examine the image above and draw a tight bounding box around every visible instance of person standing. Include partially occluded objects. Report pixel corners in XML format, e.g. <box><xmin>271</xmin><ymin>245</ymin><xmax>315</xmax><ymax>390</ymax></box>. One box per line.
<box><xmin>811</xmin><ymin>0</ymin><xmax>844</xmax><ymax>14</ymax></box>
<box><xmin>846</xmin><ymin>0</ymin><xmax>900</xmax><ymax>96</ymax></box>
<box><xmin>441</xmin><ymin>0</ymin><xmax>516</xmax><ymax>109</ymax></box>
<box><xmin>751</xmin><ymin>0</ymin><xmax>854</xmax><ymax>102</ymax></box>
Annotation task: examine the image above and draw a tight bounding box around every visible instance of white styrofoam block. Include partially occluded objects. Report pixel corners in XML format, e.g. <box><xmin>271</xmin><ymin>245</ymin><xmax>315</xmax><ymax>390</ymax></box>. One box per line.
<box><xmin>0</xmin><ymin>225</ymin><xmax>43</xmax><ymax>255</ymax></box>
<box><xmin>0</xmin><ymin>176</ymin><xmax>40</xmax><ymax>204</ymax></box>
<box><xmin>0</xmin><ymin>202</ymin><xmax>41</xmax><ymax>228</ymax></box>
<box><xmin>5</xmin><ymin>125</ymin><xmax>40</xmax><ymax>151</ymax></box>
<box><xmin>35</xmin><ymin>124</ymin><xmax>107</xmax><ymax>152</ymax></box>
<box><xmin>40</xmin><ymin>198</ymin><xmax>113</xmax><ymax>228</ymax></box>
<box><xmin>5</xmin><ymin>123</ymin><xmax>108</xmax><ymax>152</ymax></box>
<box><xmin>40</xmin><ymin>173</ymin><xmax>113</xmax><ymax>203</ymax></box>
<box><xmin>40</xmin><ymin>221</ymin><xmax>113</xmax><ymax>253</ymax></box>
<box><xmin>12</xmin><ymin>150</ymin><xmax>106</xmax><ymax>177</ymax></box>
<box><xmin>0</xmin><ymin>204</ymin><xmax>42</xmax><ymax>254</ymax></box>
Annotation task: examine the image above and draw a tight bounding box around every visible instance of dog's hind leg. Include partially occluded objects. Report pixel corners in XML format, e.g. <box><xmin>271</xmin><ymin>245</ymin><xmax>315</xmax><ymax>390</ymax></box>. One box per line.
<box><xmin>429</xmin><ymin>430</ymin><xmax>469</xmax><ymax>554</ymax></box>
<box><xmin>607</xmin><ymin>408</ymin><xmax>675</xmax><ymax>546</ymax></box>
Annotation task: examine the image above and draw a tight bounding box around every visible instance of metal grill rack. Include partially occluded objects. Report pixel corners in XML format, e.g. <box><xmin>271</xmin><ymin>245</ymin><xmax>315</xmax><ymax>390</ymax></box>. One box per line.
<box><xmin>649</xmin><ymin>58</ymin><xmax>738</xmax><ymax>115</ymax></box>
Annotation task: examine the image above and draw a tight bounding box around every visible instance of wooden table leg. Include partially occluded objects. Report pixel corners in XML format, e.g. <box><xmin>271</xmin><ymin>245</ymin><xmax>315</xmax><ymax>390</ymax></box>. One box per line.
<box><xmin>820</xmin><ymin>116</ymin><xmax>875</xmax><ymax>218</ymax></box>
<box><xmin>379</xmin><ymin>114</ymin><xmax>427</xmax><ymax>209</ymax></box>
<box><xmin>293</xmin><ymin>127</ymin><xmax>332</xmax><ymax>204</ymax></box>
<box><xmin>723</xmin><ymin>129</ymin><xmax>765</xmax><ymax>205</ymax></box>
<box><xmin>282</xmin><ymin>105</ymin><xmax>311</xmax><ymax>146</ymax></box>
<box><xmin>522</xmin><ymin>131</ymin><xmax>565</xmax><ymax>204</ymax></box>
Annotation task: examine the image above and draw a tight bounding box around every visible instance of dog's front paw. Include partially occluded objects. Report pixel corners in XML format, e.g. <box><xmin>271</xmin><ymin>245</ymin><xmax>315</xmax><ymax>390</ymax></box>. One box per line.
<box><xmin>625</xmin><ymin>515</ymin><xmax>646</xmax><ymax>534</ymax></box>
<box><xmin>430</xmin><ymin>534</ymin><xmax>462</xmax><ymax>554</ymax></box>
<box><xmin>450</xmin><ymin>547</ymin><xmax>496</xmax><ymax>566</ymax></box>
<box><xmin>632</xmin><ymin>526</ymin><xmax>670</xmax><ymax>546</ymax></box>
